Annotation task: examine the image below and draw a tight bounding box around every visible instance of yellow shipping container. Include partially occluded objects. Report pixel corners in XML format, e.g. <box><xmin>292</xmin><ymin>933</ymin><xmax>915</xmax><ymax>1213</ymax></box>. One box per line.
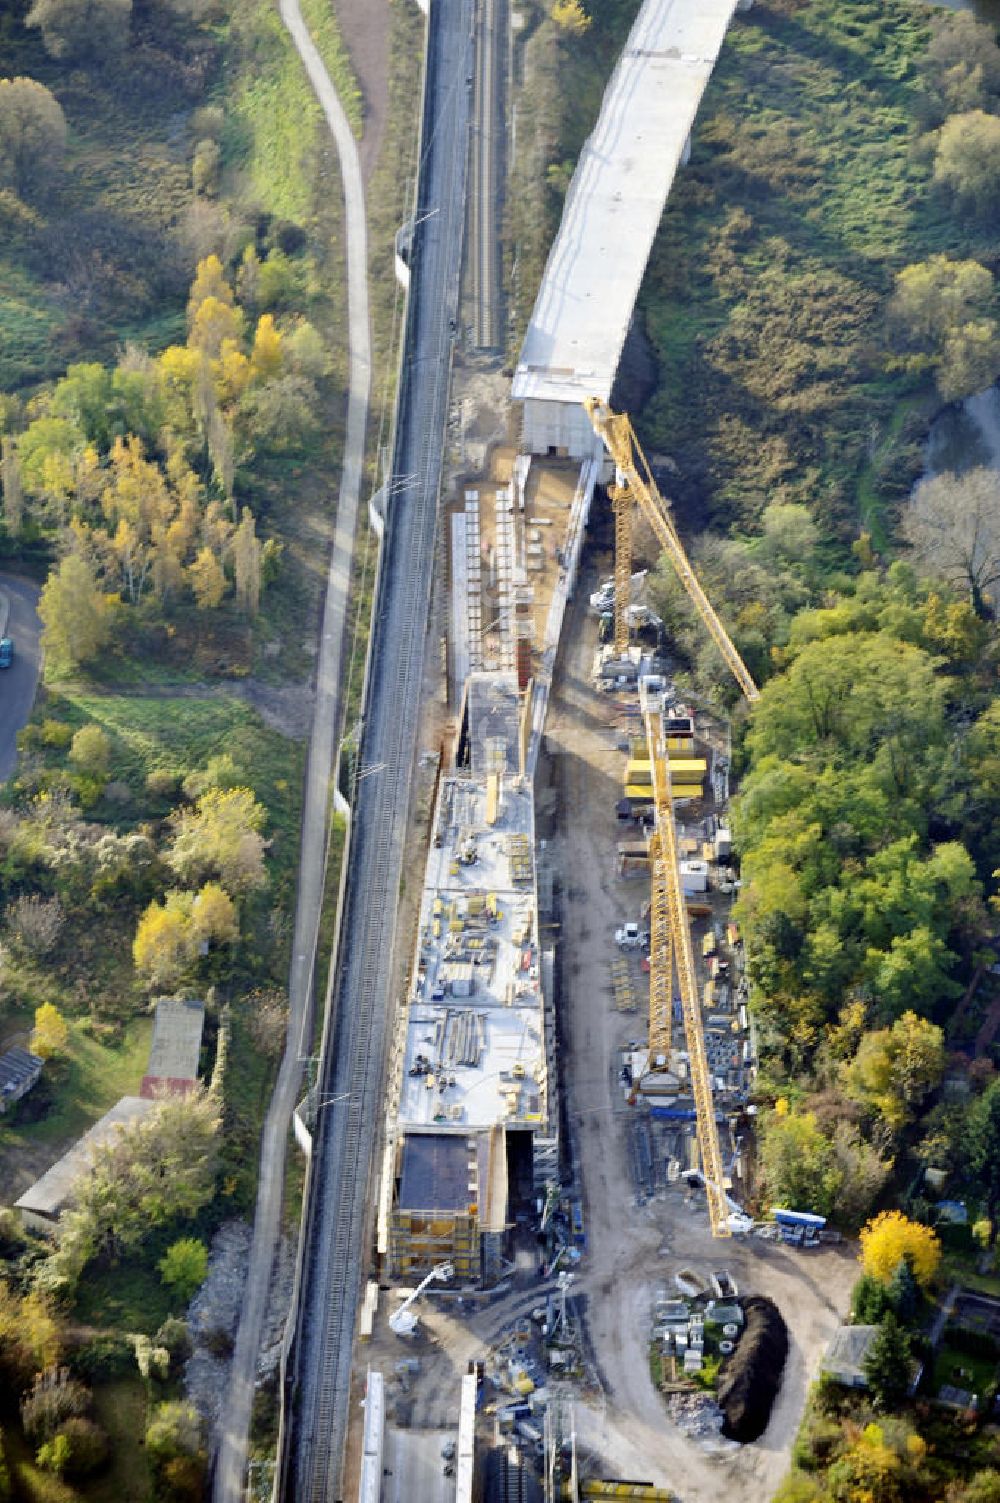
<box><xmin>664</xmin><ymin>759</ymin><xmax>708</xmax><ymax>777</ymax></box>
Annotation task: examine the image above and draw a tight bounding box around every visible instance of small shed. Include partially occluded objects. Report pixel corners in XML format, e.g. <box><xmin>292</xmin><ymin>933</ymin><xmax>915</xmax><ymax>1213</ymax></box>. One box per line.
<box><xmin>822</xmin><ymin>1325</ymin><xmax>878</xmax><ymax>1389</ymax></box>
<box><xmin>141</xmin><ymin>997</ymin><xmax>205</xmax><ymax>1098</ymax></box>
<box><xmin>0</xmin><ymin>1046</ymin><xmax>43</xmax><ymax>1113</ymax></box>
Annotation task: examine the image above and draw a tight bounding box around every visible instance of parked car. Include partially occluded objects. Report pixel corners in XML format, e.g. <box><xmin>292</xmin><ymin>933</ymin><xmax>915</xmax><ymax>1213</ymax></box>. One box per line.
<box><xmin>0</xmin><ymin>637</ymin><xmax>13</xmax><ymax>669</ymax></box>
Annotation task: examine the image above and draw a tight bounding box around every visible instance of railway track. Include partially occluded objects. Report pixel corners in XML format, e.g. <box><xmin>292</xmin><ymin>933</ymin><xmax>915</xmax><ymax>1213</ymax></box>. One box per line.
<box><xmin>281</xmin><ymin>3</ymin><xmax>475</xmax><ymax>1498</ymax></box>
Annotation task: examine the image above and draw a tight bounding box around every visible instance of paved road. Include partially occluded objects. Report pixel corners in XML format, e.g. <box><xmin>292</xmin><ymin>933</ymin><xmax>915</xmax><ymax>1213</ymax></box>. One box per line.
<box><xmin>469</xmin><ymin>0</ymin><xmax>504</xmax><ymax>348</ymax></box>
<box><xmin>281</xmin><ymin>2</ymin><xmax>474</xmax><ymax>1497</ymax></box>
<box><xmin>210</xmin><ymin>0</ymin><xmax>372</xmax><ymax>1495</ymax></box>
<box><xmin>0</xmin><ymin>576</ymin><xmax>41</xmax><ymax>783</ymax></box>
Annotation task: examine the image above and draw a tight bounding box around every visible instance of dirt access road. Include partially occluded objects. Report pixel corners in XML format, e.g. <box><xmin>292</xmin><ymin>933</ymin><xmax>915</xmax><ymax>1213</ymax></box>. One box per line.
<box><xmin>536</xmin><ymin>541</ymin><xmax>858</xmax><ymax>1502</ymax></box>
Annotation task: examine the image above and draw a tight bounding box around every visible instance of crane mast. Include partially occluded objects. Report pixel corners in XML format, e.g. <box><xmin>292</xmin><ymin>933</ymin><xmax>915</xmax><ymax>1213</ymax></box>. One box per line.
<box><xmin>585</xmin><ymin>397</ymin><xmax>760</xmax><ymax>1237</ymax></box>
<box><xmin>643</xmin><ymin>685</ymin><xmax>731</xmax><ymax>1237</ymax></box>
<box><xmin>611</xmin><ymin>482</ymin><xmax>632</xmax><ymax>660</ymax></box>
<box><xmin>584</xmin><ymin>398</ymin><xmax>760</xmax><ymax>705</ymax></box>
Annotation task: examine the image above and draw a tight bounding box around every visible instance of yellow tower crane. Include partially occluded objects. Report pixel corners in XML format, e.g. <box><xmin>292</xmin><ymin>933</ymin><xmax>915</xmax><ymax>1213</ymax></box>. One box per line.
<box><xmin>642</xmin><ymin>678</ymin><xmax>731</xmax><ymax>1237</ymax></box>
<box><xmin>584</xmin><ymin>398</ymin><xmax>760</xmax><ymax>706</ymax></box>
<box><xmin>585</xmin><ymin>398</ymin><xmax>760</xmax><ymax>1237</ymax></box>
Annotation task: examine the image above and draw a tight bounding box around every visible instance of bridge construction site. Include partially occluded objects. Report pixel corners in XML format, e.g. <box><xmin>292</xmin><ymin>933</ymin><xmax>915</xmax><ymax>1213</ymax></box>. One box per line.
<box><xmin>279</xmin><ymin>1</ymin><xmax>859</xmax><ymax>1502</ymax></box>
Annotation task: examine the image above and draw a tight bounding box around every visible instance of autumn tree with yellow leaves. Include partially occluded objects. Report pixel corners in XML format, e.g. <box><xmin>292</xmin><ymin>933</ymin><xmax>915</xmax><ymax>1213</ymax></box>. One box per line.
<box><xmin>30</xmin><ymin>1002</ymin><xmax>69</xmax><ymax>1059</ymax></box>
<box><xmin>15</xmin><ymin>252</ymin><xmax>323</xmax><ymax>645</ymax></box>
<box><xmin>860</xmin><ymin>1211</ymin><xmax>942</xmax><ymax>1289</ymax></box>
<box><xmin>133</xmin><ymin>882</ymin><xmax>238</xmax><ymax>988</ymax></box>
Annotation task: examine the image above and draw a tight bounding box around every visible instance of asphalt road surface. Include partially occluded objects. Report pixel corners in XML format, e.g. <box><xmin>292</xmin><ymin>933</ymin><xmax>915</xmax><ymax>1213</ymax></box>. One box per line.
<box><xmin>0</xmin><ymin>575</ymin><xmax>42</xmax><ymax>782</ymax></box>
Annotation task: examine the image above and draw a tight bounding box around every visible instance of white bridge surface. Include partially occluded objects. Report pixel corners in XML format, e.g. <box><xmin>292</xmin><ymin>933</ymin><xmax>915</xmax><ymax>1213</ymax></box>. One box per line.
<box><xmin>513</xmin><ymin>0</ymin><xmax>741</xmax><ymax>413</ymax></box>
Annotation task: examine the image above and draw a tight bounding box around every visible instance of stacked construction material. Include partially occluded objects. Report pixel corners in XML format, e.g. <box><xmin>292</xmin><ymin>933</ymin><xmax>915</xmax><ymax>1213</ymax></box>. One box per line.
<box><xmin>611</xmin><ymin>957</ymin><xmax>637</xmax><ymax>1011</ymax></box>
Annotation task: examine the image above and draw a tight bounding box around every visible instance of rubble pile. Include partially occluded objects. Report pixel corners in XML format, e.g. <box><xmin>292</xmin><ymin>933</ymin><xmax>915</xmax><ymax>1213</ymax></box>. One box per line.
<box><xmin>666</xmin><ymin>1391</ymin><xmax>724</xmax><ymax>1438</ymax></box>
<box><xmin>184</xmin><ymin>1221</ymin><xmax>251</xmax><ymax>1436</ymax></box>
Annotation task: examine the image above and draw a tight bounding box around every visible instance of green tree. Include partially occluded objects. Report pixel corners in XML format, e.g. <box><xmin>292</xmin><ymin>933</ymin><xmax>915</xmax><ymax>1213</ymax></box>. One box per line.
<box><xmin>760</xmin><ymin>1108</ymin><xmax>838</xmax><ymax>1217</ymax></box>
<box><xmin>747</xmin><ymin>632</ymin><xmax>943</xmax><ymax>781</ymax></box>
<box><xmin>52</xmin><ymin>1417</ymin><xmax>108</xmax><ymax>1479</ymax></box>
<box><xmin>158</xmin><ymin>1238</ymin><xmax>208</xmax><ymax>1302</ymax></box>
<box><xmin>237</xmin><ymin>373</ymin><xmax>318</xmax><ymax>452</ymax></box>
<box><xmin>26</xmin><ymin>0</ymin><xmax>132</xmax><ymax>61</ymax></box>
<box><xmin>69</xmin><ymin>724</ymin><xmax>110</xmax><ymax>777</ymax></box>
<box><xmin>772</xmin><ymin>1476</ymin><xmax>822</xmax><ymax>1503</ymax></box>
<box><xmin>0</xmin><ymin>77</ymin><xmax>66</xmax><ymax>196</ymax></box>
<box><xmin>851</xmin><ymin>1273</ymin><xmax>894</xmax><ymax>1325</ymax></box>
<box><xmin>890</xmin><ymin>255</ymin><xmax>994</xmax><ymax>345</ymax></box>
<box><xmin>887</xmin><ymin>1256</ymin><xmax>922</xmax><ymax>1326</ymax></box>
<box><xmin>889</xmin><ymin>254</ymin><xmax>1000</xmax><ymax>401</ymax></box>
<box><xmin>46</xmin><ymin>1090</ymin><xmax>220</xmax><ymax>1288</ymax></box>
<box><xmin>968</xmin><ymin>1079</ymin><xmax>1000</xmax><ymax>1233</ymax></box>
<box><xmin>2</xmin><ymin>437</ymin><xmax>24</xmax><ymax>536</ymax></box>
<box><xmin>145</xmin><ymin>1401</ymin><xmax>206</xmax><ymax>1498</ymax></box>
<box><xmin>16</xmin><ymin>415</ymin><xmax>83</xmax><ymax>500</ymax></box>
<box><xmin>863</xmin><ymin>1313</ymin><xmax>912</xmax><ymax>1409</ymax></box>
<box><xmin>924</xmin><ymin>12</ymin><xmax>1000</xmax><ymax>115</ymax></box>
<box><xmin>285</xmin><ymin>319</ymin><xmax>328</xmax><ymax>378</ymax></box>
<box><xmin>961</xmin><ymin>1473</ymin><xmax>1000</xmax><ymax>1503</ymax></box>
<box><xmin>845</xmin><ymin>1012</ymin><xmax>945</xmax><ymax>1128</ymax></box>
<box><xmin>934</xmin><ymin>110</ymin><xmax>1000</xmax><ymax>218</ymax></box>
<box><xmin>35</xmin><ymin>1430</ymin><xmax>70</xmax><ymax>1476</ymax></box>
<box><xmin>38</xmin><ymin>554</ymin><xmax>111</xmax><ymax>673</ymax></box>
<box><xmin>167</xmin><ymin>786</ymin><xmax>268</xmax><ymax>896</ymax></box>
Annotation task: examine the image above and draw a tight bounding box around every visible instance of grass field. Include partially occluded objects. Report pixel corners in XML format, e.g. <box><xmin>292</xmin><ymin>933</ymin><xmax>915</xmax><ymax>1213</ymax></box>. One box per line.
<box><xmin>83</xmin><ymin>1381</ymin><xmax>151</xmax><ymax>1503</ymax></box>
<box><xmin>73</xmin><ymin>1257</ymin><xmax>175</xmax><ymax>1338</ymax></box>
<box><xmin>933</xmin><ymin>1341</ymin><xmax>998</xmax><ymax>1399</ymax></box>
<box><xmin>635</xmin><ymin>0</ymin><xmax>986</xmax><ymax>540</ymax></box>
<box><xmin>29</xmin><ymin>690</ymin><xmax>305</xmax><ymax>884</ymax></box>
<box><xmin>0</xmin><ymin>1016</ymin><xmax>152</xmax><ymax>1200</ymax></box>
<box><xmin>225</xmin><ymin>0</ymin><xmax>323</xmax><ymax>222</ymax></box>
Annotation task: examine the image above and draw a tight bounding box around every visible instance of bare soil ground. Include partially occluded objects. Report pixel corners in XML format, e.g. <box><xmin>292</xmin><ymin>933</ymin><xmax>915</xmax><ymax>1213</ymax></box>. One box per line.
<box><xmin>535</xmin><ymin>543</ymin><xmax>859</xmax><ymax>1502</ymax></box>
<box><xmin>334</xmin><ymin>0</ymin><xmax>390</xmax><ymax>181</ymax></box>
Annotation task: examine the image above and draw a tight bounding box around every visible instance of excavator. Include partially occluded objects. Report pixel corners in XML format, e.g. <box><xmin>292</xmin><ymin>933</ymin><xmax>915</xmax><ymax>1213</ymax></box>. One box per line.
<box><xmin>585</xmin><ymin>398</ymin><xmax>758</xmax><ymax>1237</ymax></box>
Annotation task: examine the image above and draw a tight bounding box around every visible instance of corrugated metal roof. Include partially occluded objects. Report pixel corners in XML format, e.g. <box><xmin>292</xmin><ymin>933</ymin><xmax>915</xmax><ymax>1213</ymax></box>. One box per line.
<box><xmin>15</xmin><ymin>1096</ymin><xmax>155</xmax><ymax>1218</ymax></box>
<box><xmin>142</xmin><ymin>997</ymin><xmax>204</xmax><ymax>1094</ymax></box>
<box><xmin>0</xmin><ymin>1046</ymin><xmax>43</xmax><ymax>1098</ymax></box>
<box><xmin>512</xmin><ymin>0</ymin><xmax>739</xmax><ymax>408</ymax></box>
